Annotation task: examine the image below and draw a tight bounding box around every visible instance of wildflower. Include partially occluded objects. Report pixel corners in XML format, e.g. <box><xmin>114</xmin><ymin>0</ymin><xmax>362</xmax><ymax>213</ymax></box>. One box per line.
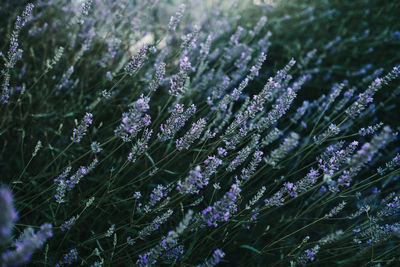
<box><xmin>324</xmin><ymin>201</ymin><xmax>347</xmax><ymax>218</ymax></box>
<box><xmin>181</xmin><ymin>25</ymin><xmax>200</xmax><ymax>51</ymax></box>
<box><xmin>56</xmin><ymin>66</ymin><xmax>74</xmax><ymax>94</ymax></box>
<box><xmin>54</xmin><ymin>159</ymin><xmax>98</xmax><ymax>203</ymax></box>
<box><xmin>336</xmin><ymin>126</ymin><xmax>395</xmax><ymax>188</ymax></box>
<box><xmin>250</xmin><ymin>16</ymin><xmax>267</xmax><ymax>37</ymax></box>
<box><xmin>313</xmin><ymin>124</ymin><xmax>340</xmax><ymax>145</ymax></box>
<box><xmin>177</xmin><ymin>166</ymin><xmax>205</xmax><ymax>194</ymax></box>
<box><xmin>169</xmin><ymin>57</ymin><xmax>193</xmax><ymax>96</ymax></box>
<box><xmin>138</xmin><ymin>209</ymin><xmax>173</xmax><ymax>239</ymax></box>
<box><xmin>128</xmin><ymin>128</ymin><xmax>152</xmax><ymax>162</ymax></box>
<box><xmin>158</xmin><ymin>104</ymin><xmax>196</xmax><ymax>141</ymax></box>
<box><xmin>230</xmin><ymin>26</ymin><xmax>245</xmax><ymax>46</ymax></box>
<box><xmin>71</xmin><ymin>112</ymin><xmax>93</xmax><ymax>143</ymax></box>
<box><xmin>148</xmin><ymin>62</ymin><xmax>166</xmax><ymax>92</ymax></box>
<box><xmin>226</xmin><ymin>145</ymin><xmax>253</xmax><ymax>173</ymax></box>
<box><xmin>241</xmin><ymin>151</ymin><xmax>263</xmax><ymax>180</ymax></box>
<box><xmin>201</xmin><ymin>183</ymin><xmax>241</xmax><ymax>227</ymax></box>
<box><xmin>2</xmin><ymin>223</ymin><xmax>53</xmax><ymax>266</ymax></box>
<box><xmin>78</xmin><ymin>0</ymin><xmax>93</xmax><ymax>24</ymax></box>
<box><xmin>32</xmin><ymin>140</ymin><xmax>42</xmax><ymax>157</ymax></box>
<box><xmin>377</xmin><ymin>153</ymin><xmax>400</xmax><ymax>175</ymax></box>
<box><xmin>176</xmin><ymin>118</ymin><xmax>206</xmax><ymax>150</ymax></box>
<box><xmin>168</xmin><ymin>4</ymin><xmax>185</xmax><ymax>31</ymax></box>
<box><xmin>246</xmin><ymin>186</ymin><xmax>266</xmax><ymax>210</ymax></box>
<box><xmin>319</xmin><ymin>141</ymin><xmax>358</xmax><ymax>180</ymax></box>
<box><xmin>198</xmin><ymin>249</ymin><xmax>225</xmax><ymax>267</ymax></box>
<box><xmin>149</xmin><ymin>185</ymin><xmax>168</xmax><ymax>206</ymax></box>
<box><xmin>248</xmin><ymin>52</ymin><xmax>267</xmax><ymax>81</ymax></box>
<box><xmin>264</xmin><ymin>132</ymin><xmax>299</xmax><ymax>167</ymax></box>
<box><xmin>115</xmin><ymin>95</ymin><xmax>151</xmax><ymax>142</ymax></box>
<box><xmin>60</xmin><ymin>216</ymin><xmax>77</xmax><ymax>232</ymax></box>
<box><xmin>56</xmin><ymin>248</ymin><xmax>78</xmax><ymax>266</ymax></box>
<box><xmin>256</xmin><ymin>87</ymin><xmax>297</xmax><ymax>132</ymax></box>
<box><xmin>200</xmin><ymin>35</ymin><xmax>213</xmax><ymax>61</ymax></box>
<box><xmin>91</xmin><ymin>141</ymin><xmax>103</xmax><ymax>153</ymax></box>
<box><xmin>105</xmin><ymin>224</ymin><xmax>115</xmax><ymax>237</ymax></box>
<box><xmin>1</xmin><ymin>3</ymin><xmax>34</xmax><ymax>103</ymax></box>
<box><xmin>124</xmin><ymin>45</ymin><xmax>148</xmax><ymax>76</ymax></box>
<box><xmin>359</xmin><ymin>122</ymin><xmax>384</xmax><ymax>136</ymax></box>
<box><xmin>0</xmin><ymin>187</ymin><xmax>18</xmax><ymax>245</ymax></box>
<box><xmin>345</xmin><ymin>66</ymin><xmax>400</xmax><ymax>118</ymax></box>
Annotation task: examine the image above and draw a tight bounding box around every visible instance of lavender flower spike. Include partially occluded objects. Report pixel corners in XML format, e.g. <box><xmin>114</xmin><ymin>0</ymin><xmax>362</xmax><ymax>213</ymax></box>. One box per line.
<box><xmin>0</xmin><ymin>187</ymin><xmax>18</xmax><ymax>245</ymax></box>
<box><xmin>115</xmin><ymin>94</ymin><xmax>151</xmax><ymax>142</ymax></box>
<box><xmin>158</xmin><ymin>104</ymin><xmax>196</xmax><ymax>141</ymax></box>
<box><xmin>1</xmin><ymin>223</ymin><xmax>53</xmax><ymax>266</ymax></box>
<box><xmin>71</xmin><ymin>112</ymin><xmax>93</xmax><ymax>143</ymax></box>
<box><xmin>201</xmin><ymin>183</ymin><xmax>241</xmax><ymax>227</ymax></box>
<box><xmin>198</xmin><ymin>249</ymin><xmax>226</xmax><ymax>267</ymax></box>
<box><xmin>176</xmin><ymin>118</ymin><xmax>207</xmax><ymax>150</ymax></box>
<box><xmin>124</xmin><ymin>45</ymin><xmax>148</xmax><ymax>76</ymax></box>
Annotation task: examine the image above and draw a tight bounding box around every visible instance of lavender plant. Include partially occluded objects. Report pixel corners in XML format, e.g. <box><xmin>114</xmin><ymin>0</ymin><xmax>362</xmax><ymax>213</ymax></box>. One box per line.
<box><xmin>0</xmin><ymin>0</ymin><xmax>400</xmax><ymax>266</ymax></box>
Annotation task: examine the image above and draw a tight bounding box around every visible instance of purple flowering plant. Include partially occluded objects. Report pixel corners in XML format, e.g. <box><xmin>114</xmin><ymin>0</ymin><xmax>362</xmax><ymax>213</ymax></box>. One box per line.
<box><xmin>1</xmin><ymin>0</ymin><xmax>400</xmax><ymax>266</ymax></box>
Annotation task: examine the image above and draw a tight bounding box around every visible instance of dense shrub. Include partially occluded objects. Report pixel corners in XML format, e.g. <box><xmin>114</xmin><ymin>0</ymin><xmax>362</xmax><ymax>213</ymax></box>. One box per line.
<box><xmin>0</xmin><ymin>0</ymin><xmax>399</xmax><ymax>266</ymax></box>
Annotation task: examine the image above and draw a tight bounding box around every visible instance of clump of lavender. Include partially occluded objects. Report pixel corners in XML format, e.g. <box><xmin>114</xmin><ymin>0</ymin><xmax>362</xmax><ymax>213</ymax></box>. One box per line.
<box><xmin>2</xmin><ymin>1</ymin><xmax>400</xmax><ymax>266</ymax></box>
<box><xmin>71</xmin><ymin>112</ymin><xmax>93</xmax><ymax>143</ymax></box>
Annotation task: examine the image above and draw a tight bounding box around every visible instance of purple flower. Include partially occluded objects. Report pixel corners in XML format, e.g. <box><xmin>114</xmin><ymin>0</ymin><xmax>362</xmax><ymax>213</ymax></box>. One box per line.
<box><xmin>201</xmin><ymin>184</ymin><xmax>241</xmax><ymax>227</ymax></box>
<box><xmin>115</xmin><ymin>95</ymin><xmax>151</xmax><ymax>142</ymax></box>
<box><xmin>158</xmin><ymin>104</ymin><xmax>196</xmax><ymax>141</ymax></box>
<box><xmin>2</xmin><ymin>223</ymin><xmax>52</xmax><ymax>266</ymax></box>
<box><xmin>124</xmin><ymin>45</ymin><xmax>148</xmax><ymax>76</ymax></box>
<box><xmin>0</xmin><ymin>187</ymin><xmax>18</xmax><ymax>245</ymax></box>
<box><xmin>176</xmin><ymin>118</ymin><xmax>206</xmax><ymax>150</ymax></box>
<box><xmin>71</xmin><ymin>112</ymin><xmax>93</xmax><ymax>143</ymax></box>
<box><xmin>198</xmin><ymin>249</ymin><xmax>225</xmax><ymax>267</ymax></box>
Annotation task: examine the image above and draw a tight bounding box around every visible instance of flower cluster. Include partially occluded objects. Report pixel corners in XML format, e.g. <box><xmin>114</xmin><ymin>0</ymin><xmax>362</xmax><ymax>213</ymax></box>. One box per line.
<box><xmin>201</xmin><ymin>184</ymin><xmax>241</xmax><ymax>227</ymax></box>
<box><xmin>0</xmin><ymin>187</ymin><xmax>18</xmax><ymax>245</ymax></box>
<box><xmin>176</xmin><ymin>118</ymin><xmax>207</xmax><ymax>150</ymax></box>
<box><xmin>54</xmin><ymin>159</ymin><xmax>98</xmax><ymax>203</ymax></box>
<box><xmin>71</xmin><ymin>112</ymin><xmax>93</xmax><ymax>143</ymax></box>
<box><xmin>128</xmin><ymin>128</ymin><xmax>153</xmax><ymax>162</ymax></box>
<box><xmin>124</xmin><ymin>45</ymin><xmax>148</xmax><ymax>76</ymax></box>
<box><xmin>114</xmin><ymin>95</ymin><xmax>151</xmax><ymax>142</ymax></box>
<box><xmin>158</xmin><ymin>104</ymin><xmax>196</xmax><ymax>141</ymax></box>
